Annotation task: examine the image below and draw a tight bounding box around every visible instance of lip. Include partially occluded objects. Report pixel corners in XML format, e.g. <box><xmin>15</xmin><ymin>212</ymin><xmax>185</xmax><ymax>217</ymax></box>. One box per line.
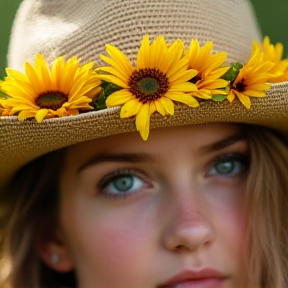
<box><xmin>158</xmin><ymin>268</ymin><xmax>228</xmax><ymax>288</ymax></box>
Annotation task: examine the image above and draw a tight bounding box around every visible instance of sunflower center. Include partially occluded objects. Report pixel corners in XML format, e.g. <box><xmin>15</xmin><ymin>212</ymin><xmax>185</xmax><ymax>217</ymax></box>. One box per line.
<box><xmin>36</xmin><ymin>91</ymin><xmax>68</xmax><ymax>110</ymax></box>
<box><xmin>139</xmin><ymin>78</ymin><xmax>159</xmax><ymax>93</ymax></box>
<box><xmin>234</xmin><ymin>79</ymin><xmax>246</xmax><ymax>92</ymax></box>
<box><xmin>128</xmin><ymin>68</ymin><xmax>169</xmax><ymax>103</ymax></box>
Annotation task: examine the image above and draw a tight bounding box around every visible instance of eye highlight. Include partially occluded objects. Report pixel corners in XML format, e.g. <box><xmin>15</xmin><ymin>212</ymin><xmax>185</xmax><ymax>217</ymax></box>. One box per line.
<box><xmin>98</xmin><ymin>169</ymin><xmax>150</xmax><ymax>198</ymax></box>
<box><xmin>207</xmin><ymin>153</ymin><xmax>249</xmax><ymax>177</ymax></box>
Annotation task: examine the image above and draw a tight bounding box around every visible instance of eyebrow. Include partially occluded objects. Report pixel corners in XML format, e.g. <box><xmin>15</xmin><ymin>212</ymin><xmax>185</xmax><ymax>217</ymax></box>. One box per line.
<box><xmin>199</xmin><ymin>133</ymin><xmax>246</xmax><ymax>154</ymax></box>
<box><xmin>78</xmin><ymin>152</ymin><xmax>156</xmax><ymax>173</ymax></box>
<box><xmin>78</xmin><ymin>133</ymin><xmax>246</xmax><ymax>173</ymax></box>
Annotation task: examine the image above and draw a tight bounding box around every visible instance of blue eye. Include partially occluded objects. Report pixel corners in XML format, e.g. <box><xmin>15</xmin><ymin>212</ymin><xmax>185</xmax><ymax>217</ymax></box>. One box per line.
<box><xmin>100</xmin><ymin>172</ymin><xmax>147</xmax><ymax>196</ymax></box>
<box><xmin>112</xmin><ymin>176</ymin><xmax>134</xmax><ymax>192</ymax></box>
<box><xmin>208</xmin><ymin>155</ymin><xmax>248</xmax><ymax>176</ymax></box>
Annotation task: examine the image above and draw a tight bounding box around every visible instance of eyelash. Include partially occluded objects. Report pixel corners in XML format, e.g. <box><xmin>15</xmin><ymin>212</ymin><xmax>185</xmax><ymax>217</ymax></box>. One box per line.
<box><xmin>97</xmin><ymin>169</ymin><xmax>149</xmax><ymax>199</ymax></box>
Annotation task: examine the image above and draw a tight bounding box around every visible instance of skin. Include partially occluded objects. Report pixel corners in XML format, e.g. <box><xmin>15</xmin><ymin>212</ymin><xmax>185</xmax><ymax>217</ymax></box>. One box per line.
<box><xmin>45</xmin><ymin>123</ymin><xmax>251</xmax><ymax>288</ymax></box>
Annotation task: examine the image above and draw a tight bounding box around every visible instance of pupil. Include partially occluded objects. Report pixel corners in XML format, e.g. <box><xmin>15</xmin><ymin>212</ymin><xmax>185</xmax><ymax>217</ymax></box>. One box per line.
<box><xmin>114</xmin><ymin>176</ymin><xmax>133</xmax><ymax>192</ymax></box>
<box><xmin>216</xmin><ymin>161</ymin><xmax>234</xmax><ymax>174</ymax></box>
<box><xmin>138</xmin><ymin>78</ymin><xmax>158</xmax><ymax>94</ymax></box>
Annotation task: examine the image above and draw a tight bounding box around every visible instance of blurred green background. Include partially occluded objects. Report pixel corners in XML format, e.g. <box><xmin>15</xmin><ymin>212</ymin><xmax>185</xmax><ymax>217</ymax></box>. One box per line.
<box><xmin>0</xmin><ymin>0</ymin><xmax>288</xmax><ymax>77</ymax></box>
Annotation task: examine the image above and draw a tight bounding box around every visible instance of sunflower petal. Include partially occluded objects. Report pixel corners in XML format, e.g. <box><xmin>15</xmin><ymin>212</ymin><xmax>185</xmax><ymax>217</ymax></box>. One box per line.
<box><xmin>169</xmin><ymin>82</ymin><xmax>198</xmax><ymax>92</ymax></box>
<box><xmin>106</xmin><ymin>44</ymin><xmax>134</xmax><ymax>75</ymax></box>
<box><xmin>198</xmin><ymin>79</ymin><xmax>228</xmax><ymax>90</ymax></box>
<box><xmin>154</xmin><ymin>99</ymin><xmax>167</xmax><ymax>116</ymax></box>
<box><xmin>166</xmin><ymin>91</ymin><xmax>199</xmax><ymax>108</ymax></box>
<box><xmin>36</xmin><ymin>54</ymin><xmax>52</xmax><ymax>88</ymax></box>
<box><xmin>169</xmin><ymin>69</ymin><xmax>198</xmax><ymax>85</ymax></box>
<box><xmin>69</xmin><ymin>82</ymin><xmax>100</xmax><ymax>102</ymax></box>
<box><xmin>150</xmin><ymin>36</ymin><xmax>166</xmax><ymax>68</ymax></box>
<box><xmin>160</xmin><ymin>97</ymin><xmax>174</xmax><ymax>115</ymax></box>
<box><xmin>97</xmin><ymin>75</ymin><xmax>129</xmax><ymax>88</ymax></box>
<box><xmin>234</xmin><ymin>90</ymin><xmax>251</xmax><ymax>109</ymax></box>
<box><xmin>195</xmin><ymin>42</ymin><xmax>213</xmax><ymax>72</ymax></box>
<box><xmin>166</xmin><ymin>57</ymin><xmax>189</xmax><ymax>79</ymax></box>
<box><xmin>191</xmin><ymin>89</ymin><xmax>213</xmax><ymax>99</ymax></box>
<box><xmin>35</xmin><ymin>109</ymin><xmax>49</xmax><ymax>122</ymax></box>
<box><xmin>51</xmin><ymin>57</ymin><xmax>64</xmax><ymax>90</ymax></box>
<box><xmin>25</xmin><ymin>61</ymin><xmax>44</xmax><ymax>94</ymax></box>
<box><xmin>227</xmin><ymin>90</ymin><xmax>235</xmax><ymax>103</ymax></box>
<box><xmin>5</xmin><ymin>98</ymin><xmax>38</xmax><ymax>110</ymax></box>
<box><xmin>188</xmin><ymin>39</ymin><xmax>200</xmax><ymax>69</ymax></box>
<box><xmin>106</xmin><ymin>90</ymin><xmax>135</xmax><ymax>107</ymax></box>
<box><xmin>204</xmin><ymin>52</ymin><xmax>227</xmax><ymax>73</ymax></box>
<box><xmin>6</xmin><ymin>68</ymin><xmax>29</xmax><ymax>83</ymax></box>
<box><xmin>160</xmin><ymin>40</ymin><xmax>184</xmax><ymax>74</ymax></box>
<box><xmin>135</xmin><ymin>104</ymin><xmax>150</xmax><ymax>140</ymax></box>
<box><xmin>18</xmin><ymin>110</ymin><xmax>36</xmax><ymax>121</ymax></box>
<box><xmin>97</xmin><ymin>66</ymin><xmax>129</xmax><ymax>83</ymax></box>
<box><xmin>1</xmin><ymin>82</ymin><xmax>36</xmax><ymax>100</ymax></box>
<box><xmin>100</xmin><ymin>54</ymin><xmax>131</xmax><ymax>80</ymax></box>
<box><xmin>136</xmin><ymin>35</ymin><xmax>150</xmax><ymax>70</ymax></box>
<box><xmin>245</xmin><ymin>83</ymin><xmax>271</xmax><ymax>91</ymax></box>
<box><xmin>120</xmin><ymin>98</ymin><xmax>142</xmax><ymax>118</ymax></box>
<box><xmin>60</xmin><ymin>57</ymin><xmax>80</xmax><ymax>94</ymax></box>
<box><xmin>243</xmin><ymin>90</ymin><xmax>266</xmax><ymax>97</ymax></box>
<box><xmin>149</xmin><ymin>101</ymin><xmax>157</xmax><ymax>115</ymax></box>
<box><xmin>208</xmin><ymin>66</ymin><xmax>230</xmax><ymax>79</ymax></box>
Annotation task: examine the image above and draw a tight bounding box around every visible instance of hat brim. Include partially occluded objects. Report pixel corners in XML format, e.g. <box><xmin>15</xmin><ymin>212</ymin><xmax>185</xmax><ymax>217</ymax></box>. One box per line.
<box><xmin>1</xmin><ymin>82</ymin><xmax>288</xmax><ymax>191</ymax></box>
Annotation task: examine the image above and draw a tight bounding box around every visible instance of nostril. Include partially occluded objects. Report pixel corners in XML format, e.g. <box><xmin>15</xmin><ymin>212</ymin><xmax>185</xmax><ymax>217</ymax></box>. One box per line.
<box><xmin>162</xmin><ymin>210</ymin><xmax>216</xmax><ymax>252</ymax></box>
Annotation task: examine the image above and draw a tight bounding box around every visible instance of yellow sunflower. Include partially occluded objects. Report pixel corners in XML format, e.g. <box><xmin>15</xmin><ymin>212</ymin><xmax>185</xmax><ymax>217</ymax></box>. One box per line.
<box><xmin>253</xmin><ymin>36</ymin><xmax>288</xmax><ymax>82</ymax></box>
<box><xmin>0</xmin><ymin>100</ymin><xmax>5</xmax><ymax>115</ymax></box>
<box><xmin>0</xmin><ymin>54</ymin><xmax>101</xmax><ymax>122</ymax></box>
<box><xmin>186</xmin><ymin>40</ymin><xmax>230</xmax><ymax>99</ymax></box>
<box><xmin>98</xmin><ymin>35</ymin><xmax>199</xmax><ymax>140</ymax></box>
<box><xmin>227</xmin><ymin>50</ymin><xmax>273</xmax><ymax>109</ymax></box>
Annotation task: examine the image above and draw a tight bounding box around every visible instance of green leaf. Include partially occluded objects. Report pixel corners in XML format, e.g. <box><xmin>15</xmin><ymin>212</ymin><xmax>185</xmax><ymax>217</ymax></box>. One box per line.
<box><xmin>102</xmin><ymin>81</ymin><xmax>122</xmax><ymax>96</ymax></box>
<box><xmin>222</xmin><ymin>62</ymin><xmax>243</xmax><ymax>81</ymax></box>
<box><xmin>212</xmin><ymin>94</ymin><xmax>227</xmax><ymax>102</ymax></box>
<box><xmin>93</xmin><ymin>81</ymin><xmax>122</xmax><ymax>111</ymax></box>
<box><xmin>94</xmin><ymin>90</ymin><xmax>107</xmax><ymax>110</ymax></box>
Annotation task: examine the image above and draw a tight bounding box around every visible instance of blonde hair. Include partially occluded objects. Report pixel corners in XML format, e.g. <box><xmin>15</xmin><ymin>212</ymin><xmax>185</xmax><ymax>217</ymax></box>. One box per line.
<box><xmin>0</xmin><ymin>150</ymin><xmax>76</xmax><ymax>288</ymax></box>
<box><xmin>0</xmin><ymin>125</ymin><xmax>288</xmax><ymax>288</ymax></box>
<box><xmin>244</xmin><ymin>126</ymin><xmax>288</xmax><ymax>287</ymax></box>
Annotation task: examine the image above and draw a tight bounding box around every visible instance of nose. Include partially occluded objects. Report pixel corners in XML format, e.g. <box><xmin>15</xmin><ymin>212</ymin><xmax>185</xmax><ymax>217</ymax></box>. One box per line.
<box><xmin>162</xmin><ymin>192</ymin><xmax>216</xmax><ymax>252</ymax></box>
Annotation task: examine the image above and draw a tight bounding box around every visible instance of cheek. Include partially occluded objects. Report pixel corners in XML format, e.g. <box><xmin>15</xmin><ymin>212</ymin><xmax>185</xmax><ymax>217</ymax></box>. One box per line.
<box><xmin>216</xmin><ymin>202</ymin><xmax>247</xmax><ymax>248</ymax></box>
<box><xmin>205</xmin><ymin>180</ymin><xmax>248</xmax><ymax>265</ymax></box>
<box><xmin>212</xmin><ymin>192</ymin><xmax>248</xmax><ymax>282</ymax></box>
<box><xmin>82</xmin><ymin>214</ymin><xmax>149</xmax><ymax>264</ymax></box>
<box><xmin>216</xmin><ymin>205</ymin><xmax>248</xmax><ymax>284</ymax></box>
<box><xmin>60</xmin><ymin>195</ymin><xmax>159</xmax><ymax>284</ymax></box>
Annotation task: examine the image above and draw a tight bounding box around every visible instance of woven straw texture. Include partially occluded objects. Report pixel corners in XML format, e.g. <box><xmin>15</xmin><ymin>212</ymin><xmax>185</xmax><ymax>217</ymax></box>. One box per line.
<box><xmin>1</xmin><ymin>0</ymin><xmax>288</xmax><ymax>191</ymax></box>
<box><xmin>9</xmin><ymin>0</ymin><xmax>261</xmax><ymax>69</ymax></box>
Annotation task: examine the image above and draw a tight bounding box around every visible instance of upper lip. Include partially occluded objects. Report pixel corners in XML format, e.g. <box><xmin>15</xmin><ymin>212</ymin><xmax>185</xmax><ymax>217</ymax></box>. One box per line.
<box><xmin>158</xmin><ymin>268</ymin><xmax>228</xmax><ymax>287</ymax></box>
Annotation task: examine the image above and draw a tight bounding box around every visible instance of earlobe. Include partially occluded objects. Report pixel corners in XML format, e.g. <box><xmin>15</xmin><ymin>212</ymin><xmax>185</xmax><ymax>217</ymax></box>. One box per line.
<box><xmin>36</xmin><ymin>233</ymin><xmax>75</xmax><ymax>273</ymax></box>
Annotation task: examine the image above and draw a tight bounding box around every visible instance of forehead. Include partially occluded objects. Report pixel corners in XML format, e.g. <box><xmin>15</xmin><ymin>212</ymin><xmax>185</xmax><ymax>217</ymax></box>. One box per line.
<box><xmin>65</xmin><ymin>123</ymin><xmax>241</xmax><ymax>164</ymax></box>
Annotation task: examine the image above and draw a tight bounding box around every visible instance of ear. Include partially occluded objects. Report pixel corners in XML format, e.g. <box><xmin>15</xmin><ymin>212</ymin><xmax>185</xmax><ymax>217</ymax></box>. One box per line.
<box><xmin>36</xmin><ymin>230</ymin><xmax>74</xmax><ymax>273</ymax></box>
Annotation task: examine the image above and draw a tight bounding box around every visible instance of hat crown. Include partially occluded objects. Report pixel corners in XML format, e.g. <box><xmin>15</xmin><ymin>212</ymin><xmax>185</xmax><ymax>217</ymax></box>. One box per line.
<box><xmin>8</xmin><ymin>0</ymin><xmax>261</xmax><ymax>70</ymax></box>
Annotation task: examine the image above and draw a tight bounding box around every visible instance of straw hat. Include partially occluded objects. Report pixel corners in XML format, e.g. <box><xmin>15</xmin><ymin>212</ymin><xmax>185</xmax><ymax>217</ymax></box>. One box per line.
<box><xmin>1</xmin><ymin>0</ymin><xmax>288</xmax><ymax>191</ymax></box>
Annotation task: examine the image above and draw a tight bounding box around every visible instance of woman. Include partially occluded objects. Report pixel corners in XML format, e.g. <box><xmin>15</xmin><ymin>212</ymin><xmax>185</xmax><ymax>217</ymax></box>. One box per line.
<box><xmin>0</xmin><ymin>0</ymin><xmax>288</xmax><ymax>287</ymax></box>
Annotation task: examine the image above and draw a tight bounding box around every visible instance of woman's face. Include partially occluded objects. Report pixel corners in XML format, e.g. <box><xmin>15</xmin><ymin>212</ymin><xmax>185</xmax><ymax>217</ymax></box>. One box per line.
<box><xmin>59</xmin><ymin>123</ymin><xmax>250</xmax><ymax>288</ymax></box>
